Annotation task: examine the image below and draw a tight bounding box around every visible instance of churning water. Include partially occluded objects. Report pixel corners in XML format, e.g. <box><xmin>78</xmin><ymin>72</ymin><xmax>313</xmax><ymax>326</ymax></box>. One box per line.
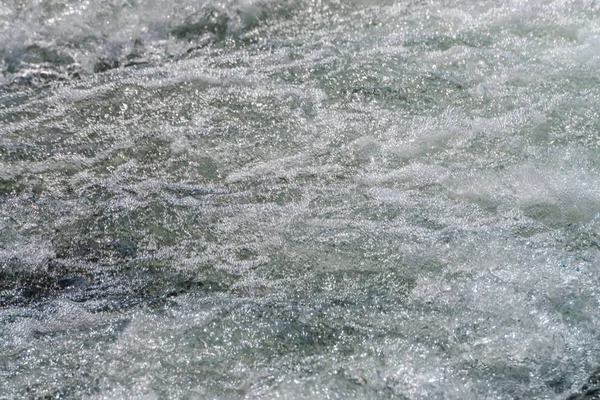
<box><xmin>2</xmin><ymin>0</ymin><xmax>600</xmax><ymax>398</ymax></box>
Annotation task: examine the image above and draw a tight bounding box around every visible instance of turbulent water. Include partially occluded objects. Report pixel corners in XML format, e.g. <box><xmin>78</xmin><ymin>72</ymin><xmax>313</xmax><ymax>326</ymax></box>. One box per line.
<box><xmin>1</xmin><ymin>0</ymin><xmax>600</xmax><ymax>398</ymax></box>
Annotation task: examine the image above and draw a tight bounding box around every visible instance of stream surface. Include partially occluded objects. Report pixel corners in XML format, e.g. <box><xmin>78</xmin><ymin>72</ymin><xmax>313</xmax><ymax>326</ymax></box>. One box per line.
<box><xmin>2</xmin><ymin>0</ymin><xmax>600</xmax><ymax>398</ymax></box>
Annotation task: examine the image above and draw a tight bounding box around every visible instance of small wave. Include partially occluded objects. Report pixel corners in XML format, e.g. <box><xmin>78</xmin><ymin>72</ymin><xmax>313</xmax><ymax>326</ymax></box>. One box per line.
<box><xmin>0</xmin><ymin>0</ymin><xmax>327</xmax><ymax>86</ymax></box>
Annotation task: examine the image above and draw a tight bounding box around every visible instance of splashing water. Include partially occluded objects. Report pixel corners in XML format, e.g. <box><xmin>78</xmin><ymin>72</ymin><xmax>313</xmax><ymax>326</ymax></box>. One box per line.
<box><xmin>2</xmin><ymin>0</ymin><xmax>600</xmax><ymax>398</ymax></box>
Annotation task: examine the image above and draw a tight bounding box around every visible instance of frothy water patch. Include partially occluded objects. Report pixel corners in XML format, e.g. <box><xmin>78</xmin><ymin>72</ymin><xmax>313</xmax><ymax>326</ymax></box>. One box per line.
<box><xmin>0</xmin><ymin>0</ymin><xmax>341</xmax><ymax>87</ymax></box>
<box><xmin>2</xmin><ymin>0</ymin><xmax>600</xmax><ymax>399</ymax></box>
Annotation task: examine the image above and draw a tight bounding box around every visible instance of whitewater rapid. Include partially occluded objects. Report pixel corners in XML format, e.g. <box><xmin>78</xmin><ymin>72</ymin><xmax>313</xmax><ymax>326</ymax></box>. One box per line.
<box><xmin>1</xmin><ymin>0</ymin><xmax>600</xmax><ymax>398</ymax></box>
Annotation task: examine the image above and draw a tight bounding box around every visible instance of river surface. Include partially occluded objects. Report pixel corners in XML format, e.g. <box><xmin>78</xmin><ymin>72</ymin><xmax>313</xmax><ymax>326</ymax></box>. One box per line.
<box><xmin>1</xmin><ymin>0</ymin><xmax>600</xmax><ymax>399</ymax></box>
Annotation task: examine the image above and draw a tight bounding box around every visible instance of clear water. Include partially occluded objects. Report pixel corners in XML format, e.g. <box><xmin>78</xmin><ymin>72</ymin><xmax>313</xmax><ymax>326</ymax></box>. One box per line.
<box><xmin>1</xmin><ymin>0</ymin><xmax>600</xmax><ymax>398</ymax></box>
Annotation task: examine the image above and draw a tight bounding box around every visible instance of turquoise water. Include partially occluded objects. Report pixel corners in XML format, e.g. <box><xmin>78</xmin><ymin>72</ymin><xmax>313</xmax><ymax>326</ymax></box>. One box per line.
<box><xmin>1</xmin><ymin>1</ymin><xmax>600</xmax><ymax>398</ymax></box>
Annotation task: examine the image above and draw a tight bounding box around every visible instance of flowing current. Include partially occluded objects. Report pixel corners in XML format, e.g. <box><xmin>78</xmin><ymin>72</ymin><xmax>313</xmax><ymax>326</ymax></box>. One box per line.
<box><xmin>2</xmin><ymin>1</ymin><xmax>600</xmax><ymax>398</ymax></box>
